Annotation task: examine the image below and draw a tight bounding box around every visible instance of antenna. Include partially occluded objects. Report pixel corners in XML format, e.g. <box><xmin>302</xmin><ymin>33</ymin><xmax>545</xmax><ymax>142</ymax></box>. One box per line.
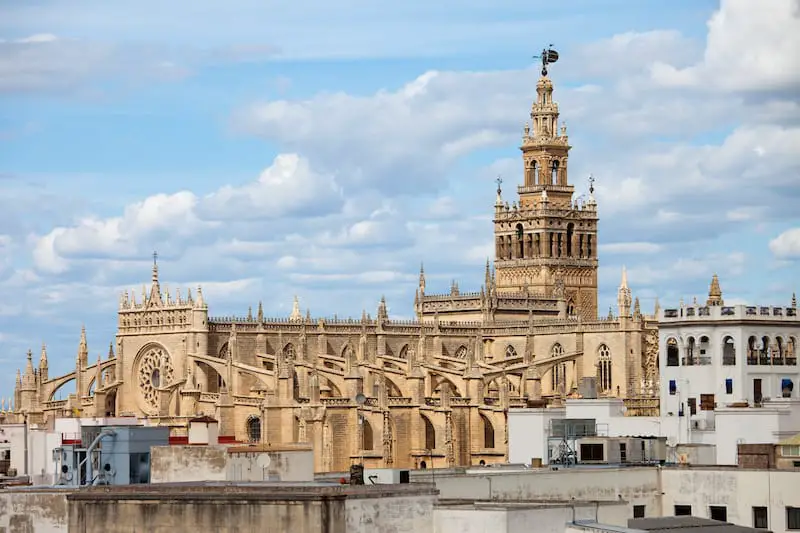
<box><xmin>532</xmin><ymin>44</ymin><xmax>559</xmax><ymax>76</ymax></box>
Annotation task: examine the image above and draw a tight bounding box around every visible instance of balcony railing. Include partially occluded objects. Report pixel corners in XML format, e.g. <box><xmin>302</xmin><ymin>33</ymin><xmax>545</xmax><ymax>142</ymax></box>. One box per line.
<box><xmin>682</xmin><ymin>356</ymin><xmax>712</xmax><ymax>366</ymax></box>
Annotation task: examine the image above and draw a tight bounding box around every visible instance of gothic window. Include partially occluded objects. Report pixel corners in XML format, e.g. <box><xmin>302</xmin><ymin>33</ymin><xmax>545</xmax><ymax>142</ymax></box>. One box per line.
<box><xmin>533</xmin><ymin>161</ymin><xmax>540</xmax><ymax>184</ymax></box>
<box><xmin>246</xmin><ymin>416</ymin><xmax>261</xmax><ymax>443</ymax></box>
<box><xmin>551</xmin><ymin>160</ymin><xmax>559</xmax><ymax>185</ymax></box>
<box><xmin>136</xmin><ymin>346</ymin><xmax>174</xmax><ymax>412</ymax></box>
<box><xmin>398</xmin><ymin>345</ymin><xmax>409</xmax><ymax>359</ymax></box>
<box><xmin>598</xmin><ymin>344</ymin><xmax>612</xmax><ymax>392</ymax></box>
<box><xmin>505</xmin><ymin>345</ymin><xmax>518</xmax><ymax>358</ymax></box>
<box><xmin>481</xmin><ymin>414</ymin><xmax>495</xmax><ymax>449</ymax></box>
<box><xmin>550</xmin><ymin>343</ymin><xmax>564</xmax><ymax>358</ymax></box>
<box><xmin>454</xmin><ymin>346</ymin><xmax>468</xmax><ymax>358</ymax></box>
<box><xmin>516</xmin><ymin>224</ymin><xmax>524</xmax><ymax>258</ymax></box>
<box><xmin>361</xmin><ymin>416</ymin><xmax>374</xmax><ymax>451</ymax></box>
<box><xmin>587</xmin><ymin>235</ymin><xmax>593</xmax><ymax>257</ymax></box>
<box><xmin>422</xmin><ymin>415</ymin><xmax>436</xmax><ymax>450</ymax></box>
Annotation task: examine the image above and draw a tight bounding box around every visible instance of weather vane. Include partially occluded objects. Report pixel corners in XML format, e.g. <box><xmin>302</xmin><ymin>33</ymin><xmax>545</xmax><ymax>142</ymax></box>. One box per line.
<box><xmin>533</xmin><ymin>44</ymin><xmax>559</xmax><ymax>76</ymax></box>
<box><xmin>588</xmin><ymin>175</ymin><xmax>595</xmax><ymax>194</ymax></box>
<box><xmin>496</xmin><ymin>175</ymin><xmax>503</xmax><ymax>194</ymax></box>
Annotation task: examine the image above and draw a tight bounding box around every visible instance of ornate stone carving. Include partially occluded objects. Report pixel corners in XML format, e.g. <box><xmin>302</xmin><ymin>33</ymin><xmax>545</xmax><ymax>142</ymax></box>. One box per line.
<box><xmin>136</xmin><ymin>346</ymin><xmax>174</xmax><ymax>412</ymax></box>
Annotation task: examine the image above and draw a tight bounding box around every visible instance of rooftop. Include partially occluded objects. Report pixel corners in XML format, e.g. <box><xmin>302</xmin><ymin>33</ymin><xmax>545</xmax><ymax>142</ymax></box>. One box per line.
<box><xmin>629</xmin><ymin>516</ymin><xmax>772</xmax><ymax>533</ymax></box>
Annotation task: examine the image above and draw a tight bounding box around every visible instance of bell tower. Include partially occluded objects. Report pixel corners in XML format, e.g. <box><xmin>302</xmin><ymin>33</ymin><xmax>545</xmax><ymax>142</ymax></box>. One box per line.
<box><xmin>493</xmin><ymin>48</ymin><xmax>599</xmax><ymax>320</ymax></box>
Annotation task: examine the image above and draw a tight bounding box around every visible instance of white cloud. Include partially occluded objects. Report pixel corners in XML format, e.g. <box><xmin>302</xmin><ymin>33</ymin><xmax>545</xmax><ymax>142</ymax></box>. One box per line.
<box><xmin>599</xmin><ymin>242</ymin><xmax>663</xmax><ymax>255</ymax></box>
<box><xmin>650</xmin><ymin>0</ymin><xmax>800</xmax><ymax>92</ymax></box>
<box><xmin>769</xmin><ymin>228</ymin><xmax>800</xmax><ymax>259</ymax></box>
<box><xmin>31</xmin><ymin>154</ymin><xmax>342</xmax><ymax>273</ymax></box>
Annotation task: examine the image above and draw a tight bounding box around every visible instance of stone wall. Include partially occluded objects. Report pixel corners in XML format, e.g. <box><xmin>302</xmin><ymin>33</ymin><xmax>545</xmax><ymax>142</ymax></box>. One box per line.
<box><xmin>150</xmin><ymin>445</ymin><xmax>228</xmax><ymax>483</ymax></box>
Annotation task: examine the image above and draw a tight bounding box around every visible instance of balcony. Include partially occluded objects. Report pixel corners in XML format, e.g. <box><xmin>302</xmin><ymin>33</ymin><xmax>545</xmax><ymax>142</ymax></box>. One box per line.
<box><xmin>682</xmin><ymin>356</ymin><xmax>712</xmax><ymax>366</ymax></box>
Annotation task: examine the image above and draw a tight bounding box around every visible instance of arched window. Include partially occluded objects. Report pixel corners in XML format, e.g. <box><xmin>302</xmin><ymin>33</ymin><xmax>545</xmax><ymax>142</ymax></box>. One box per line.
<box><xmin>533</xmin><ymin>161</ymin><xmax>540</xmax><ymax>184</ymax></box>
<box><xmin>789</xmin><ymin>337</ymin><xmax>797</xmax><ymax>365</ymax></box>
<box><xmin>398</xmin><ymin>345</ymin><xmax>409</xmax><ymax>359</ymax></box>
<box><xmin>551</xmin><ymin>160</ymin><xmax>559</xmax><ymax>184</ymax></box>
<box><xmin>598</xmin><ymin>344</ymin><xmax>612</xmax><ymax>392</ymax></box>
<box><xmin>454</xmin><ymin>346</ymin><xmax>468</xmax><ymax>358</ymax></box>
<box><xmin>422</xmin><ymin>415</ymin><xmax>435</xmax><ymax>450</ymax></box>
<box><xmin>481</xmin><ymin>414</ymin><xmax>495</xmax><ymax>449</ymax></box>
<box><xmin>747</xmin><ymin>336</ymin><xmax>758</xmax><ymax>364</ymax></box>
<box><xmin>361</xmin><ymin>416</ymin><xmax>374</xmax><ymax>451</ymax></box>
<box><xmin>505</xmin><ymin>345</ymin><xmax>518</xmax><ymax>359</ymax></box>
<box><xmin>550</xmin><ymin>343</ymin><xmax>564</xmax><ymax>358</ymax></box>
<box><xmin>550</xmin><ymin>344</ymin><xmax>566</xmax><ymax>392</ymax></box>
<box><xmin>722</xmin><ymin>336</ymin><xmax>736</xmax><ymax>365</ymax></box>
<box><xmin>246</xmin><ymin>416</ymin><xmax>261</xmax><ymax>443</ymax></box>
<box><xmin>666</xmin><ymin>338</ymin><xmax>679</xmax><ymax>367</ymax></box>
<box><xmin>515</xmin><ymin>223</ymin><xmax>524</xmax><ymax>258</ymax></box>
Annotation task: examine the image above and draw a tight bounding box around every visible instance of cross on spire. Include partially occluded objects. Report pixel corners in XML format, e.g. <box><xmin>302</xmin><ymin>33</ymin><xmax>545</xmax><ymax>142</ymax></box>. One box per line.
<box><xmin>153</xmin><ymin>250</ymin><xmax>158</xmax><ymax>266</ymax></box>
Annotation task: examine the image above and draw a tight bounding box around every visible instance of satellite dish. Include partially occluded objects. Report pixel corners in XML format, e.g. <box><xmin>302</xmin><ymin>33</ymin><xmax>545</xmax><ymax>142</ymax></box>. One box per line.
<box><xmin>355</xmin><ymin>393</ymin><xmax>366</xmax><ymax>406</ymax></box>
<box><xmin>256</xmin><ymin>454</ymin><xmax>271</xmax><ymax>469</ymax></box>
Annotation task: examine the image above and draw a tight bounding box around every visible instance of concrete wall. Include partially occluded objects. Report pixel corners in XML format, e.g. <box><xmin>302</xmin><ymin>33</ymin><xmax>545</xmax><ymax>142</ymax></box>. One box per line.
<box><xmin>0</xmin><ymin>489</ymin><xmax>69</xmax><ymax>533</ymax></box>
<box><xmin>661</xmin><ymin>467</ymin><xmax>800</xmax><ymax>533</ymax></box>
<box><xmin>227</xmin><ymin>449</ymin><xmax>314</xmax><ymax>482</ymax></box>
<box><xmin>150</xmin><ymin>445</ymin><xmax>228</xmax><ymax>483</ymax></box>
<box><xmin>150</xmin><ymin>445</ymin><xmax>315</xmax><ymax>483</ymax></box>
<box><xmin>346</xmin><ymin>494</ymin><xmax>435</xmax><ymax>533</ymax></box>
<box><xmin>424</xmin><ymin>468</ymin><xmax>661</xmax><ymax>515</ymax></box>
<box><xmin>65</xmin><ymin>483</ymin><xmax>438</xmax><ymax>533</ymax></box>
<box><xmin>434</xmin><ymin>501</ymin><xmax>630</xmax><ymax>533</ymax></box>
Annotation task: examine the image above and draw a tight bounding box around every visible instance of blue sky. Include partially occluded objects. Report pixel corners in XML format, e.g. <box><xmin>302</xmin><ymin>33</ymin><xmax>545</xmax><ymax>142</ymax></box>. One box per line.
<box><xmin>1</xmin><ymin>0</ymin><xmax>800</xmax><ymax>399</ymax></box>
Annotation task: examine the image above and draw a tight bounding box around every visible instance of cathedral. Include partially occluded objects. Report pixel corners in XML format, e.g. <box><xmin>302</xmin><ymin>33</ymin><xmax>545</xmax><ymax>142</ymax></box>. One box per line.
<box><xmin>7</xmin><ymin>65</ymin><xmax>660</xmax><ymax>473</ymax></box>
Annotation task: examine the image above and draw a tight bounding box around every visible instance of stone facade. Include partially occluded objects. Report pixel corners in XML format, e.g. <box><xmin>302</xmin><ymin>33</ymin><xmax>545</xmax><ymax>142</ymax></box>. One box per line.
<box><xmin>7</xmin><ymin>69</ymin><xmax>660</xmax><ymax>473</ymax></box>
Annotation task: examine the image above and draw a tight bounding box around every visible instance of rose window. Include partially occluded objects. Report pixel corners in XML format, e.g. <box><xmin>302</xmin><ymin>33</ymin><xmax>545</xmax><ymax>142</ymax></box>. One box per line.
<box><xmin>137</xmin><ymin>347</ymin><xmax>174</xmax><ymax>410</ymax></box>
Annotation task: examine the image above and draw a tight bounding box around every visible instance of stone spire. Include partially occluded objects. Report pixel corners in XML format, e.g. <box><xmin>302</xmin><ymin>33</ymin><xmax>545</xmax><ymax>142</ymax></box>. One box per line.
<box><xmin>377</xmin><ymin>295</ymin><xmax>388</xmax><ymax>322</ymax></box>
<box><xmin>418</xmin><ymin>263</ymin><xmax>426</xmax><ymax>294</ymax></box>
<box><xmin>793</xmin><ymin>292</ymin><xmax>797</xmax><ymax>309</ymax></box>
<box><xmin>77</xmin><ymin>325</ymin><xmax>88</xmax><ymax>367</ymax></box>
<box><xmin>289</xmin><ymin>296</ymin><xmax>302</xmax><ymax>321</ymax></box>
<box><xmin>195</xmin><ymin>286</ymin><xmax>205</xmax><ymax>308</ymax></box>
<box><xmin>633</xmin><ymin>297</ymin><xmax>641</xmax><ymax>319</ymax></box>
<box><xmin>108</xmin><ymin>342</ymin><xmax>115</xmax><ymax>359</ymax></box>
<box><xmin>39</xmin><ymin>343</ymin><xmax>48</xmax><ymax>382</ymax></box>
<box><xmin>24</xmin><ymin>349</ymin><xmax>34</xmax><ymax>378</ymax></box>
<box><xmin>707</xmin><ymin>274</ymin><xmax>723</xmax><ymax>306</ymax></box>
<box><xmin>148</xmin><ymin>251</ymin><xmax>164</xmax><ymax>307</ymax></box>
<box><xmin>617</xmin><ymin>266</ymin><xmax>632</xmax><ymax>318</ymax></box>
<box><xmin>257</xmin><ymin>301</ymin><xmax>264</xmax><ymax>322</ymax></box>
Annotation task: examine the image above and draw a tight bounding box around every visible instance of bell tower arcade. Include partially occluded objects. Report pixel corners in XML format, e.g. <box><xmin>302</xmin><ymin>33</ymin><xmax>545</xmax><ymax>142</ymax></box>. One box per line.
<box><xmin>493</xmin><ymin>49</ymin><xmax>599</xmax><ymax>320</ymax></box>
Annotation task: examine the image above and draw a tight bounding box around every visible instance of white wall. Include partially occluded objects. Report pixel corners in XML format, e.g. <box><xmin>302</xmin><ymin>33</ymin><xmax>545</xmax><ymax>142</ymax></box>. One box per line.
<box><xmin>434</xmin><ymin>502</ymin><xmax>630</xmax><ymax>533</ymax></box>
<box><xmin>661</xmin><ymin>468</ymin><xmax>800</xmax><ymax>533</ymax></box>
<box><xmin>507</xmin><ymin>407</ymin><xmax>564</xmax><ymax>464</ymax></box>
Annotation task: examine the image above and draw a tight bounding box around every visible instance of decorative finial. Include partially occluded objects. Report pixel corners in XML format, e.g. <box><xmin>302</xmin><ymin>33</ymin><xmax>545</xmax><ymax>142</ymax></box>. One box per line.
<box><xmin>153</xmin><ymin>250</ymin><xmax>158</xmax><ymax>266</ymax></box>
<box><xmin>496</xmin><ymin>176</ymin><xmax>503</xmax><ymax>194</ymax></box>
<box><xmin>588</xmin><ymin>174</ymin><xmax>595</xmax><ymax>195</ymax></box>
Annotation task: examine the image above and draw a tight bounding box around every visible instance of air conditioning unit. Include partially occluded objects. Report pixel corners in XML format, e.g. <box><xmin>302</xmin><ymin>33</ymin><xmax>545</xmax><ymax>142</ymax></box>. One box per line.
<box><xmin>363</xmin><ymin>468</ymin><xmax>410</xmax><ymax>485</ymax></box>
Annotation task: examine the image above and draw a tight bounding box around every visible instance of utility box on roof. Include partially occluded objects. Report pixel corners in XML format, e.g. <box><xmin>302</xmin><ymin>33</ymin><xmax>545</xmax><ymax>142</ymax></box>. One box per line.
<box><xmin>363</xmin><ymin>468</ymin><xmax>410</xmax><ymax>485</ymax></box>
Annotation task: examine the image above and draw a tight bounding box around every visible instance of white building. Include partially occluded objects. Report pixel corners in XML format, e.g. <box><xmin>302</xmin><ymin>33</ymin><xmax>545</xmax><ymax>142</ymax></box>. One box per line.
<box><xmin>659</xmin><ymin>274</ymin><xmax>798</xmax><ymax>411</ymax></box>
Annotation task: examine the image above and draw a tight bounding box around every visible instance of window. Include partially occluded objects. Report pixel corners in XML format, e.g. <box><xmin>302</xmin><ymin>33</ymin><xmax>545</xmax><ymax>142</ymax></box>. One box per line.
<box><xmin>246</xmin><ymin>416</ymin><xmax>262</xmax><ymax>443</ymax></box>
<box><xmin>598</xmin><ymin>344</ymin><xmax>612</xmax><ymax>392</ymax></box>
<box><xmin>709</xmin><ymin>506</ymin><xmax>727</xmax><ymax>522</ymax></box>
<box><xmin>675</xmin><ymin>505</ymin><xmax>692</xmax><ymax>516</ymax></box>
<box><xmin>753</xmin><ymin>507</ymin><xmax>768</xmax><ymax>529</ymax></box>
<box><xmin>688</xmin><ymin>398</ymin><xmax>697</xmax><ymax>416</ymax></box>
<box><xmin>619</xmin><ymin>443</ymin><xmax>627</xmax><ymax>463</ymax></box>
<box><xmin>580</xmin><ymin>443</ymin><xmax>604</xmax><ymax>461</ymax></box>
<box><xmin>700</xmin><ymin>394</ymin><xmax>715</xmax><ymax>411</ymax></box>
<box><xmin>669</xmin><ymin>380</ymin><xmax>677</xmax><ymax>395</ymax></box>
<box><xmin>725</xmin><ymin>379</ymin><xmax>733</xmax><ymax>395</ymax></box>
<box><xmin>787</xmin><ymin>507</ymin><xmax>800</xmax><ymax>530</ymax></box>
<box><xmin>782</xmin><ymin>445</ymin><xmax>800</xmax><ymax>457</ymax></box>
<box><xmin>667</xmin><ymin>338</ymin><xmax>679</xmax><ymax>366</ymax></box>
<box><xmin>633</xmin><ymin>505</ymin><xmax>646</xmax><ymax>518</ymax></box>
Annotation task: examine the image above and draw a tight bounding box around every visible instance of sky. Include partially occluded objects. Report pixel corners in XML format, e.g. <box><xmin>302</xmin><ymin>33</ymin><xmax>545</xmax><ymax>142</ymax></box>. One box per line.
<box><xmin>1</xmin><ymin>0</ymin><xmax>799</xmax><ymax>400</ymax></box>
